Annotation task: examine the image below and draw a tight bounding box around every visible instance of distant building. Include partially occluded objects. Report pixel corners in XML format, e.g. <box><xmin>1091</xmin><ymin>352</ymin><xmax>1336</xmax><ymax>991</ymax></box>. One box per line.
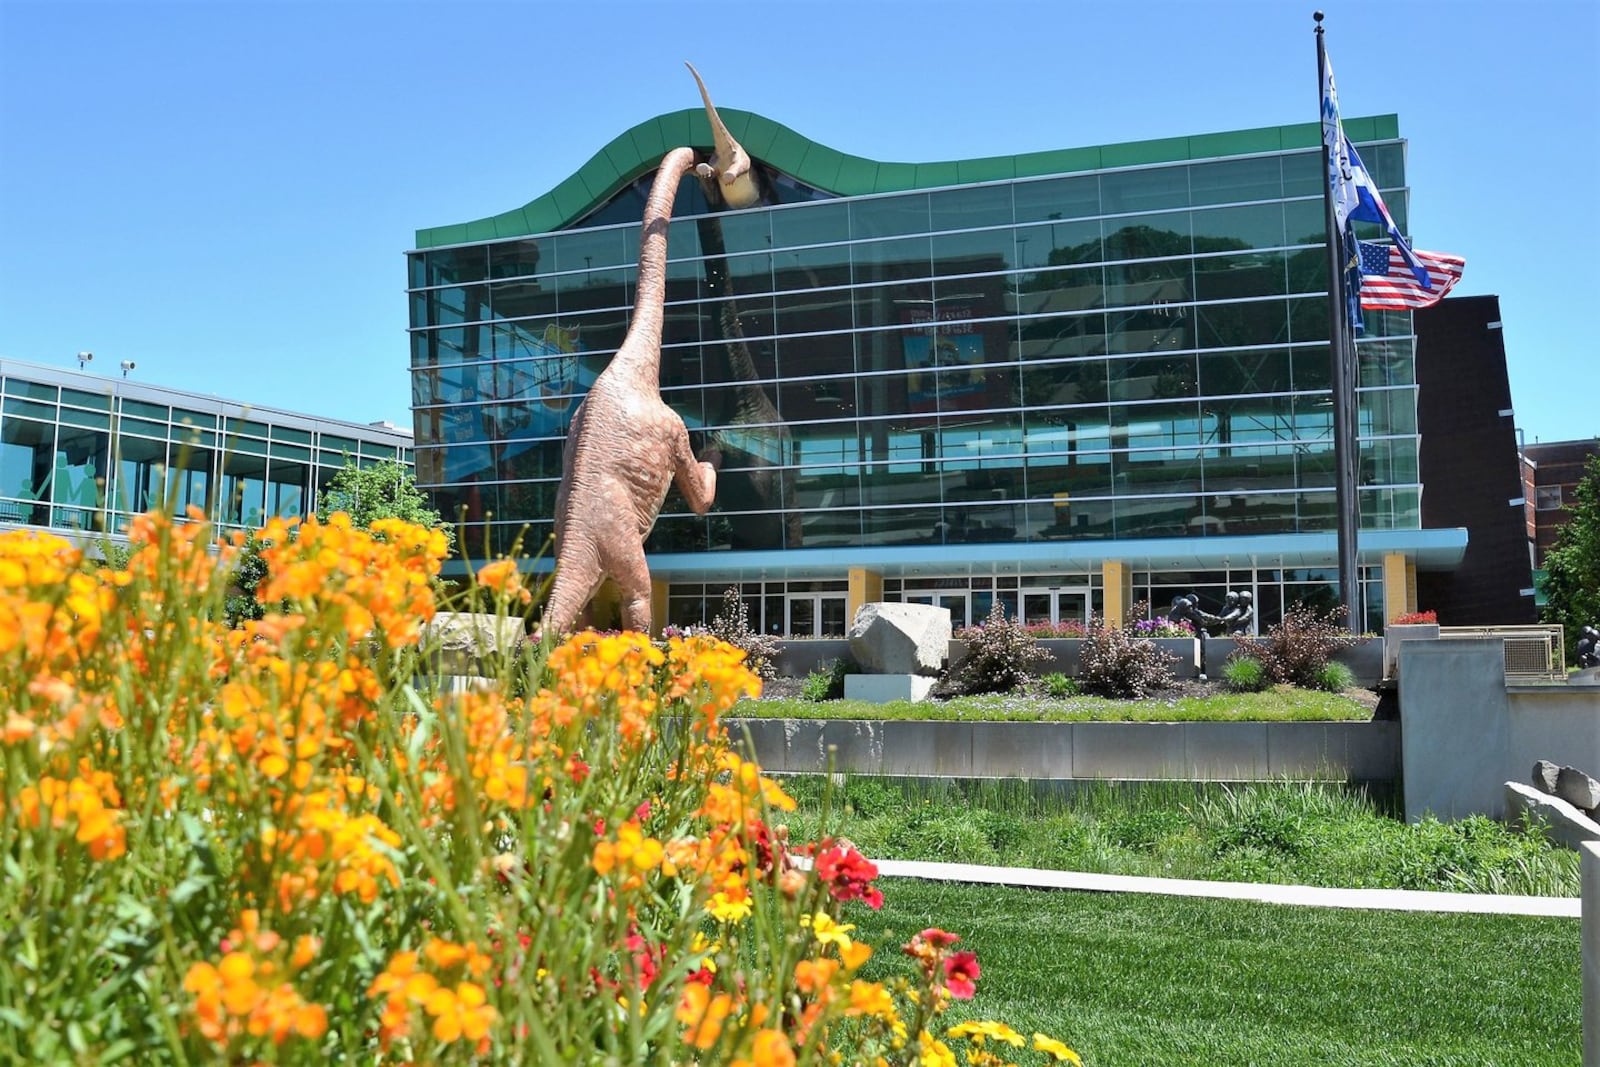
<box><xmin>408</xmin><ymin>108</ymin><xmax>1468</xmax><ymax>635</ymax></box>
<box><xmin>1519</xmin><ymin>436</ymin><xmax>1599</xmax><ymax>606</ymax></box>
<box><xmin>0</xmin><ymin>358</ymin><xmax>413</xmax><ymax>543</ymax></box>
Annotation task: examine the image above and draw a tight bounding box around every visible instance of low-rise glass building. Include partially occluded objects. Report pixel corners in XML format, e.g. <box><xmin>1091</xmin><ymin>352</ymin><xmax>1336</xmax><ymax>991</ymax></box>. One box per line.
<box><xmin>408</xmin><ymin>109</ymin><xmax>1466</xmax><ymax>635</ymax></box>
<box><xmin>0</xmin><ymin>358</ymin><xmax>413</xmax><ymax>543</ymax></box>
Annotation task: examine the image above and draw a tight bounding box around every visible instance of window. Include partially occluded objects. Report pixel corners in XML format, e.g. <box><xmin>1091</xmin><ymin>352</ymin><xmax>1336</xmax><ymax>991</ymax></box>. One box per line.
<box><xmin>1536</xmin><ymin>485</ymin><xmax>1564</xmax><ymax>511</ymax></box>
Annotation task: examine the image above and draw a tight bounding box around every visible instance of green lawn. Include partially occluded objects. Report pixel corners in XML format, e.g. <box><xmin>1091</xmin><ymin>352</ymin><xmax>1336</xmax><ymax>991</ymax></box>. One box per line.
<box><xmin>854</xmin><ymin>879</ymin><xmax>1580</xmax><ymax>1066</ymax></box>
<box><xmin>782</xmin><ymin>776</ymin><xmax>1580</xmax><ymax>897</ymax></box>
<box><xmin>738</xmin><ymin>685</ymin><xmax>1373</xmax><ymax>722</ymax></box>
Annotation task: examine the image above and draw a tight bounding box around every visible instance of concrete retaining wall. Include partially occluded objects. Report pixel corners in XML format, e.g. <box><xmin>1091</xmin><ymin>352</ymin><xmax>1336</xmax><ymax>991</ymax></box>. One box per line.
<box><xmin>1401</xmin><ymin>638</ymin><xmax>1600</xmax><ymax>822</ymax></box>
<box><xmin>727</xmin><ymin>718</ymin><xmax>1398</xmax><ymax>783</ymax></box>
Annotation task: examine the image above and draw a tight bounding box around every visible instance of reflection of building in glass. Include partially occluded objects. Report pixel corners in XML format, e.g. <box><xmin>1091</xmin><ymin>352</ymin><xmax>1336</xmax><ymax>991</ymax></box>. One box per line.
<box><xmin>408</xmin><ymin>108</ymin><xmax>1476</xmax><ymax>636</ymax></box>
<box><xmin>0</xmin><ymin>359</ymin><xmax>412</xmax><ymax>543</ymax></box>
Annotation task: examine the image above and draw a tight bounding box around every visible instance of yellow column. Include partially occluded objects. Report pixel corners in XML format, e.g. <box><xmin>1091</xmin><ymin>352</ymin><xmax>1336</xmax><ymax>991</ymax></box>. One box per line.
<box><xmin>650</xmin><ymin>578</ymin><xmax>671</xmax><ymax>636</ymax></box>
<box><xmin>1382</xmin><ymin>552</ymin><xmax>1413</xmax><ymax>621</ymax></box>
<box><xmin>1101</xmin><ymin>560</ymin><xmax>1132</xmax><ymax>629</ymax></box>
<box><xmin>847</xmin><ymin>568</ymin><xmax>883</xmax><ymax>630</ymax></box>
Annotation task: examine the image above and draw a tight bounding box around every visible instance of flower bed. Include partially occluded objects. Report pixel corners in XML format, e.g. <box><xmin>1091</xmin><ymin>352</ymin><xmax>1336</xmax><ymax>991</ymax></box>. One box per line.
<box><xmin>0</xmin><ymin>510</ymin><xmax>1077</xmax><ymax>1065</ymax></box>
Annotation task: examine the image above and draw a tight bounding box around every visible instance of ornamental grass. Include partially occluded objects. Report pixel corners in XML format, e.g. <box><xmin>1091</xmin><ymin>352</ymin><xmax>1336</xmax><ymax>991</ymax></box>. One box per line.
<box><xmin>0</xmin><ymin>508</ymin><xmax>1077</xmax><ymax>1065</ymax></box>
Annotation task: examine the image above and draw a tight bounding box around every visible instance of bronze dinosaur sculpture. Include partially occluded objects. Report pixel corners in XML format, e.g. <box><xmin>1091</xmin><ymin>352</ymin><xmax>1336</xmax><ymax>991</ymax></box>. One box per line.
<box><xmin>535</xmin><ymin>143</ymin><xmax>720</xmax><ymax>639</ymax></box>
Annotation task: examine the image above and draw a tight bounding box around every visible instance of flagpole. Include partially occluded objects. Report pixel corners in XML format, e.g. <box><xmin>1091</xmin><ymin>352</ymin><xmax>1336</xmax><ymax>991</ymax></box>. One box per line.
<box><xmin>1315</xmin><ymin>11</ymin><xmax>1364</xmax><ymax>635</ymax></box>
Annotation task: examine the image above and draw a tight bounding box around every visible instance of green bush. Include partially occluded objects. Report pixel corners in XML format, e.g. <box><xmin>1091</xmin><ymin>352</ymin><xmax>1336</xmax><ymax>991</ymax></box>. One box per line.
<box><xmin>1041</xmin><ymin>672</ymin><xmax>1079</xmax><ymax>698</ymax></box>
<box><xmin>801</xmin><ymin>657</ymin><xmax>853</xmax><ymax>701</ymax></box>
<box><xmin>1233</xmin><ymin>601</ymin><xmax>1363</xmax><ymax>690</ymax></box>
<box><xmin>951</xmin><ymin>601</ymin><xmax>1052</xmax><ymax>694</ymax></box>
<box><xmin>1221</xmin><ymin>655</ymin><xmax>1268</xmax><ymax>693</ymax></box>
<box><xmin>1316</xmin><ymin>660</ymin><xmax>1356</xmax><ymax>693</ymax></box>
<box><xmin>1077</xmin><ymin>614</ymin><xmax>1176</xmax><ymax>699</ymax></box>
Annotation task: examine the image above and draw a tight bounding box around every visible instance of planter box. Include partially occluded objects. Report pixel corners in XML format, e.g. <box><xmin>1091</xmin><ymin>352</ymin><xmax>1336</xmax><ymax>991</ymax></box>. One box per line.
<box><xmin>1383</xmin><ymin>623</ymin><xmax>1440</xmax><ymax>680</ymax></box>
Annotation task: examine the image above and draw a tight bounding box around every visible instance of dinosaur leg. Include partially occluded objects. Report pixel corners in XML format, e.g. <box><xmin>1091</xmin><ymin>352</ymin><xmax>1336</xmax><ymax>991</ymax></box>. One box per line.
<box><xmin>609</xmin><ymin>538</ymin><xmax>655</xmax><ymax>635</ymax></box>
<box><xmin>535</xmin><ymin>541</ymin><xmax>604</xmax><ymax>642</ymax></box>
<box><xmin>670</xmin><ymin>418</ymin><xmax>717</xmax><ymax>515</ymax></box>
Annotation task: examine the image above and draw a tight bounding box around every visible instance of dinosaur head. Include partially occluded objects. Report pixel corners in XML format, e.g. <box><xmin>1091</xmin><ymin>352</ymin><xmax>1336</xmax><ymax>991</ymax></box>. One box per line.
<box><xmin>685</xmin><ymin>61</ymin><xmax>760</xmax><ymax>209</ymax></box>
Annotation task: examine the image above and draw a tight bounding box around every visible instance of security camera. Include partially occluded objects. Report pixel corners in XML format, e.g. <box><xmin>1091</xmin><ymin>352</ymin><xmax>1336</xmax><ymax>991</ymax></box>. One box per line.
<box><xmin>77</xmin><ymin>351</ymin><xmax>93</xmax><ymax>362</ymax></box>
<box><xmin>120</xmin><ymin>360</ymin><xmax>136</xmax><ymax>372</ymax></box>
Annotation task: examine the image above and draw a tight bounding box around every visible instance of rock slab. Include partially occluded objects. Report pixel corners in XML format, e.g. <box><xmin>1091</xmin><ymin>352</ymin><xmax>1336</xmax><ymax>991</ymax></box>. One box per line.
<box><xmin>848</xmin><ymin>602</ymin><xmax>950</xmax><ymax>676</ymax></box>
<box><xmin>1533</xmin><ymin>759</ymin><xmax>1561</xmax><ymax>794</ymax></box>
<box><xmin>421</xmin><ymin>611</ymin><xmax>526</xmax><ymax>676</ymax></box>
<box><xmin>1557</xmin><ymin>766</ymin><xmax>1600</xmax><ymax>812</ymax></box>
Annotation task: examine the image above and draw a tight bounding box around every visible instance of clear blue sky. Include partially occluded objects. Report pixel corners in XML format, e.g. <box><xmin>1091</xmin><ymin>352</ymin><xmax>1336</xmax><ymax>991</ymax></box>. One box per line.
<box><xmin>2</xmin><ymin>0</ymin><xmax>1595</xmax><ymax>442</ymax></box>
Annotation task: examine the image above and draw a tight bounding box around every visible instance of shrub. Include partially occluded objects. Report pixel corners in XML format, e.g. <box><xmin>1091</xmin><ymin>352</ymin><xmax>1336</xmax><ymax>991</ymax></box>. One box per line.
<box><xmin>1316</xmin><ymin>660</ymin><xmax>1356</xmax><ymax>693</ymax></box>
<box><xmin>1042</xmin><ymin>672</ymin><xmax>1079</xmax><ymax>698</ymax></box>
<box><xmin>951</xmin><ymin>601</ymin><xmax>1052</xmax><ymax>694</ymax></box>
<box><xmin>0</xmin><ymin>512</ymin><xmax>1077</xmax><ymax>1064</ymax></box>
<box><xmin>1077</xmin><ymin>614</ymin><xmax>1177</xmax><ymax>699</ymax></box>
<box><xmin>1390</xmin><ymin>610</ymin><xmax>1438</xmax><ymax>625</ymax></box>
<box><xmin>1233</xmin><ymin>601</ymin><xmax>1363</xmax><ymax>690</ymax></box>
<box><xmin>801</xmin><ymin>657</ymin><xmax>854</xmax><ymax>701</ymax></box>
<box><xmin>707</xmin><ymin>585</ymin><xmax>782</xmax><ymax>679</ymax></box>
<box><xmin>1130</xmin><ymin>616</ymin><xmax>1195</xmax><ymax>639</ymax></box>
<box><xmin>1221</xmin><ymin>655</ymin><xmax>1269</xmax><ymax>693</ymax></box>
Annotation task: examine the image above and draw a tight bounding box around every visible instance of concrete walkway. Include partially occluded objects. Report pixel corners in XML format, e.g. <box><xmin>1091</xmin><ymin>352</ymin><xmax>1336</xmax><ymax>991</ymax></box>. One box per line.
<box><xmin>870</xmin><ymin>858</ymin><xmax>1581</xmax><ymax>917</ymax></box>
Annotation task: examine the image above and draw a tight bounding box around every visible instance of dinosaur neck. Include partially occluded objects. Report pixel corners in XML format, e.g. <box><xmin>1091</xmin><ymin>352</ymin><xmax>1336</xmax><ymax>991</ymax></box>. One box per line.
<box><xmin>611</xmin><ymin>146</ymin><xmax>697</xmax><ymax>385</ymax></box>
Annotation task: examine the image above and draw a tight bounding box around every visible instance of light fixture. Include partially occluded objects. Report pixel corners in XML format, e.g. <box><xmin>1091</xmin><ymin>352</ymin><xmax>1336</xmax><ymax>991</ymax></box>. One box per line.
<box><xmin>76</xmin><ymin>351</ymin><xmax>93</xmax><ymax>370</ymax></box>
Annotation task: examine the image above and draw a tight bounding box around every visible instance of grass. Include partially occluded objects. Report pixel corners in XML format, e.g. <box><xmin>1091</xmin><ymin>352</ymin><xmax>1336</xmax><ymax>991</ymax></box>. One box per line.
<box><xmin>738</xmin><ymin>684</ymin><xmax>1373</xmax><ymax>721</ymax></box>
<box><xmin>853</xmin><ymin>879</ymin><xmax>1579</xmax><ymax>1066</ymax></box>
<box><xmin>782</xmin><ymin>777</ymin><xmax>1581</xmax><ymax>896</ymax></box>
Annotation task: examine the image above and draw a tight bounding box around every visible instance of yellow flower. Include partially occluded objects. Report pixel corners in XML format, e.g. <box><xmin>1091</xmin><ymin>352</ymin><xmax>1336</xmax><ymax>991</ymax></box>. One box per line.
<box><xmin>1033</xmin><ymin>1032</ymin><xmax>1083</xmax><ymax>1064</ymax></box>
<box><xmin>917</xmin><ymin>1031</ymin><xmax>957</xmax><ymax>1067</ymax></box>
<box><xmin>947</xmin><ymin>1020</ymin><xmax>1025</xmax><ymax>1047</ymax></box>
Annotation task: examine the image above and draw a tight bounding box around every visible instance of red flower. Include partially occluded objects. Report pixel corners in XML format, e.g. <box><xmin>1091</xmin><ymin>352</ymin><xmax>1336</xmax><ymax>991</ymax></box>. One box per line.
<box><xmin>566</xmin><ymin>756</ymin><xmax>590</xmax><ymax>783</ymax></box>
<box><xmin>814</xmin><ymin>844</ymin><xmax>883</xmax><ymax>909</ymax></box>
<box><xmin>943</xmin><ymin>951</ymin><xmax>980</xmax><ymax>999</ymax></box>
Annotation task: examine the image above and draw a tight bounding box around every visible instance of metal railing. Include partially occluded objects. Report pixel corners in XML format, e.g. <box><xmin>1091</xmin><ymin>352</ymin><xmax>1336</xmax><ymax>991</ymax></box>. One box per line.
<box><xmin>1439</xmin><ymin>624</ymin><xmax>1566</xmax><ymax>684</ymax></box>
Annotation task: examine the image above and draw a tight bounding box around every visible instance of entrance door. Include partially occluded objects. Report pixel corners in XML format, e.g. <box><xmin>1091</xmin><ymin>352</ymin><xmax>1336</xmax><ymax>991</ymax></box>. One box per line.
<box><xmin>1021</xmin><ymin>589</ymin><xmax>1090</xmax><ymax>629</ymax></box>
<box><xmin>786</xmin><ymin>595</ymin><xmax>849</xmax><ymax>637</ymax></box>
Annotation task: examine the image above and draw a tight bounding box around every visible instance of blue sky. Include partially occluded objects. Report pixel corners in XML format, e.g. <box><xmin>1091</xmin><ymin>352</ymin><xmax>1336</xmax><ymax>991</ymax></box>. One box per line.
<box><xmin>1</xmin><ymin>0</ymin><xmax>1595</xmax><ymax>442</ymax></box>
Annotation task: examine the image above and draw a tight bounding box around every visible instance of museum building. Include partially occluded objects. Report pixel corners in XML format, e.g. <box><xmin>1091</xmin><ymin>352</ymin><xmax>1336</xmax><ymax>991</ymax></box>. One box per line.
<box><xmin>0</xmin><ymin>358</ymin><xmax>414</xmax><ymax>544</ymax></box>
<box><xmin>407</xmin><ymin>108</ymin><xmax>1476</xmax><ymax>636</ymax></box>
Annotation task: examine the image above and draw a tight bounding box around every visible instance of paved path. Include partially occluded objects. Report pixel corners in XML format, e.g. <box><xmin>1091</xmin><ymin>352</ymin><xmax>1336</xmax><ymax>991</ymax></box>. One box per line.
<box><xmin>870</xmin><ymin>858</ymin><xmax>1581</xmax><ymax>917</ymax></box>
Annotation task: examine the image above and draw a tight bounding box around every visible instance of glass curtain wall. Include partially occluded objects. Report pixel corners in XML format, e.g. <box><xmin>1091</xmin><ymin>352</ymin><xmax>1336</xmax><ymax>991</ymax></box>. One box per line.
<box><xmin>410</xmin><ymin>142</ymin><xmax>1419</xmax><ymax>561</ymax></box>
<box><xmin>0</xmin><ymin>374</ymin><xmax>411</xmax><ymax>537</ymax></box>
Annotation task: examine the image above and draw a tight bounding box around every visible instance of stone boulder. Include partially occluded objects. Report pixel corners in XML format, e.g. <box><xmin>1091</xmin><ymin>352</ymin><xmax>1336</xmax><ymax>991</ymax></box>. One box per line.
<box><xmin>420</xmin><ymin>611</ymin><xmax>527</xmax><ymax>678</ymax></box>
<box><xmin>1555</xmin><ymin>765</ymin><xmax>1600</xmax><ymax>812</ymax></box>
<box><xmin>1532</xmin><ymin>759</ymin><xmax>1560</xmax><ymax>794</ymax></box>
<box><xmin>848</xmin><ymin>603</ymin><xmax>951</xmax><ymax>677</ymax></box>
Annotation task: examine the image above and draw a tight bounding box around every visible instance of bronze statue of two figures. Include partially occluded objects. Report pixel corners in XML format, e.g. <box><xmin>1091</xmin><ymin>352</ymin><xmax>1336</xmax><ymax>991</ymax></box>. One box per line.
<box><xmin>1168</xmin><ymin>592</ymin><xmax>1255</xmax><ymax>638</ymax></box>
<box><xmin>535</xmin><ymin>64</ymin><xmax>769</xmax><ymax>641</ymax></box>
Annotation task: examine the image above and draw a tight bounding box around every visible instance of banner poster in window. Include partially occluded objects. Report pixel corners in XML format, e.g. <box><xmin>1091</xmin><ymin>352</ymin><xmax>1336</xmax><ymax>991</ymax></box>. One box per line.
<box><xmin>901</xmin><ymin>307</ymin><xmax>987</xmax><ymax>413</ymax></box>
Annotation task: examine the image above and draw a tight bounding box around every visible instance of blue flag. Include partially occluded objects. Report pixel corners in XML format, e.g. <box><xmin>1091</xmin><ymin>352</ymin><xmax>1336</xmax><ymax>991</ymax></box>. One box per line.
<box><xmin>1321</xmin><ymin>51</ymin><xmax>1431</xmax><ymax>290</ymax></box>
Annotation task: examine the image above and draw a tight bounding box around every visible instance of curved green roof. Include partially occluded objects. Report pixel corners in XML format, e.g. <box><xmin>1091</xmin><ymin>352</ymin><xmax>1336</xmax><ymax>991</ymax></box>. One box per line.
<box><xmin>414</xmin><ymin>110</ymin><xmax>1399</xmax><ymax>250</ymax></box>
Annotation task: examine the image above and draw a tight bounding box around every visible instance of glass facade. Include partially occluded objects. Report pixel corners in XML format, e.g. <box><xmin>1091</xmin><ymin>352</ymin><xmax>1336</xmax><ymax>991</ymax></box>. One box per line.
<box><xmin>0</xmin><ymin>361</ymin><xmax>413</xmax><ymax>540</ymax></box>
<box><xmin>409</xmin><ymin>118</ymin><xmax>1422</xmax><ymax>633</ymax></box>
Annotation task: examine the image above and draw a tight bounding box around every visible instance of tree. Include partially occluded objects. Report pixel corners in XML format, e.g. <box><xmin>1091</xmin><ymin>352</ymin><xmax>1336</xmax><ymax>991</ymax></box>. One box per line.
<box><xmin>1540</xmin><ymin>453</ymin><xmax>1600</xmax><ymax>655</ymax></box>
<box><xmin>315</xmin><ymin>460</ymin><xmax>452</xmax><ymax>548</ymax></box>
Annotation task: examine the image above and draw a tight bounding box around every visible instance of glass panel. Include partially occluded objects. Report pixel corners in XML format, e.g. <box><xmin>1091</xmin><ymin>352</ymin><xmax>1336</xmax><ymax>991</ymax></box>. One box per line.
<box><xmin>1013</xmin><ymin>175</ymin><xmax>1100</xmax><ymax>223</ymax></box>
<box><xmin>50</xmin><ymin>425</ymin><xmax>109</xmax><ymax>530</ymax></box>
<box><xmin>1189</xmin><ymin>156</ymin><xmax>1283</xmax><ymax>206</ymax></box>
<box><xmin>0</xmin><ymin>416</ymin><xmax>53</xmax><ymax>525</ymax></box>
<box><xmin>112</xmin><ymin>435</ymin><xmax>166</xmax><ymax>519</ymax></box>
<box><xmin>787</xmin><ymin>598</ymin><xmax>816</xmax><ymax>638</ymax></box>
<box><xmin>819</xmin><ymin>597</ymin><xmax>848</xmax><ymax>636</ymax></box>
<box><xmin>221</xmin><ymin>453</ymin><xmax>268</xmax><ymax>528</ymax></box>
<box><xmin>849</xmin><ymin>193</ymin><xmax>930</xmax><ymax>239</ymax></box>
<box><xmin>772</xmin><ymin>201</ymin><xmax>849</xmax><ymax>247</ymax></box>
<box><xmin>1100</xmin><ymin>166</ymin><xmax>1189</xmax><ymax>213</ymax></box>
<box><xmin>1193</xmin><ymin>204</ymin><xmax>1287</xmax><ymax>251</ymax></box>
<box><xmin>929</xmin><ymin>185</ymin><xmax>1013</xmax><ymax>231</ymax></box>
<box><xmin>1015</xmin><ymin>219</ymin><xmax>1100</xmax><ymax>269</ymax></box>
<box><xmin>266</xmin><ymin>459</ymin><xmax>308</xmax><ymax>519</ymax></box>
<box><xmin>170</xmin><ymin>446</ymin><xmax>216</xmax><ymax>517</ymax></box>
<box><xmin>932</xmin><ymin>229</ymin><xmax>1014</xmax><ymax>276</ymax></box>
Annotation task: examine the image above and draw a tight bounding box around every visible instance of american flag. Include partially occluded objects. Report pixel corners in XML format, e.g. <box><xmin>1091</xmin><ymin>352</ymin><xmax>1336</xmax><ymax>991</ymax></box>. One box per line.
<box><xmin>1356</xmin><ymin>241</ymin><xmax>1465</xmax><ymax>311</ymax></box>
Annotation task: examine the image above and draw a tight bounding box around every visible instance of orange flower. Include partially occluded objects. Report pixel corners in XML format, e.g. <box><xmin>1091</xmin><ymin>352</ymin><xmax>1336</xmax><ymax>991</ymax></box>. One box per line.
<box><xmin>676</xmin><ymin>983</ymin><xmax>735</xmax><ymax>1050</ymax></box>
<box><xmin>474</xmin><ymin>559</ymin><xmax>532</xmax><ymax>604</ymax></box>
